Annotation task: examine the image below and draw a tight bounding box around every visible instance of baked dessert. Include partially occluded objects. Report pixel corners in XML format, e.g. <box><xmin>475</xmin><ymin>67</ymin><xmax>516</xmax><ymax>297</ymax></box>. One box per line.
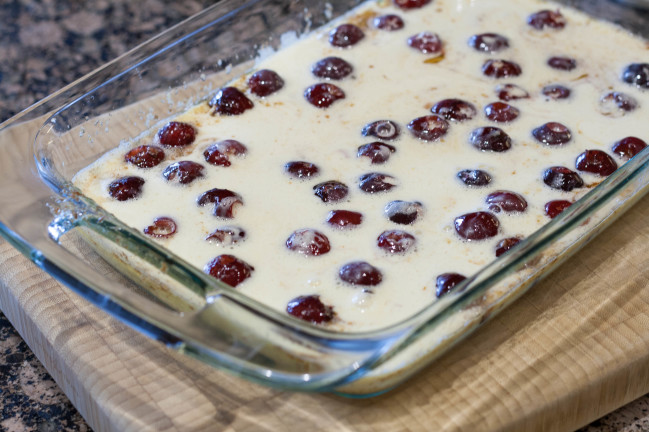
<box><xmin>73</xmin><ymin>0</ymin><xmax>649</xmax><ymax>333</ymax></box>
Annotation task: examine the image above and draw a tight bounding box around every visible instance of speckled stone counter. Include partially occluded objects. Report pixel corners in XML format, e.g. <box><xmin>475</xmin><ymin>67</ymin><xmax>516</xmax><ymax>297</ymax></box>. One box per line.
<box><xmin>1</xmin><ymin>1</ymin><xmax>649</xmax><ymax>431</ymax></box>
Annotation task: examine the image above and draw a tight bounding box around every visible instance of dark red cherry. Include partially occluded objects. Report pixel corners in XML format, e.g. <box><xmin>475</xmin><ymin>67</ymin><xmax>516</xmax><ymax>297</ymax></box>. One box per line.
<box><xmin>143</xmin><ymin>217</ymin><xmax>177</xmax><ymax>238</ymax></box>
<box><xmin>285</xmin><ymin>161</ymin><xmax>320</xmax><ymax>179</ymax></box>
<box><xmin>162</xmin><ymin>161</ymin><xmax>205</xmax><ymax>185</ymax></box>
<box><xmin>247</xmin><ymin>69</ymin><xmax>284</xmax><ymax>97</ymax></box>
<box><xmin>359</xmin><ymin>173</ymin><xmax>396</xmax><ymax>193</ymax></box>
<box><xmin>545</xmin><ymin>200</ymin><xmax>572</xmax><ymax>218</ymax></box>
<box><xmin>108</xmin><ymin>176</ymin><xmax>145</xmax><ymax>201</ymax></box>
<box><xmin>457</xmin><ymin>169</ymin><xmax>492</xmax><ymax>187</ymax></box>
<box><xmin>482</xmin><ymin>59</ymin><xmax>522</xmax><ymax>78</ymax></box>
<box><xmin>197</xmin><ymin>188</ymin><xmax>243</xmax><ymax>218</ymax></box>
<box><xmin>485</xmin><ymin>190</ymin><xmax>527</xmax><ymax>213</ymax></box>
<box><xmin>599</xmin><ymin>92</ymin><xmax>638</xmax><ymax>115</ymax></box>
<box><xmin>311</xmin><ymin>57</ymin><xmax>353</xmax><ymax>80</ymax></box>
<box><xmin>454</xmin><ymin>211</ymin><xmax>500</xmax><ymax>240</ymax></box>
<box><xmin>532</xmin><ymin>122</ymin><xmax>571</xmax><ymax>145</ymax></box>
<box><xmin>304</xmin><ymin>83</ymin><xmax>345</xmax><ymax>108</ymax></box>
<box><xmin>329</xmin><ymin>24</ymin><xmax>364</xmax><ymax>48</ymax></box>
<box><xmin>374</xmin><ymin>14</ymin><xmax>404</xmax><ymax>31</ymax></box>
<box><xmin>469</xmin><ymin>126</ymin><xmax>512</xmax><ymax>152</ymax></box>
<box><xmin>542</xmin><ymin>84</ymin><xmax>571</xmax><ymax>100</ymax></box>
<box><xmin>209</xmin><ymin>87</ymin><xmax>254</xmax><ymax>115</ymax></box>
<box><xmin>431</xmin><ymin>99</ymin><xmax>477</xmax><ymax>122</ymax></box>
<box><xmin>527</xmin><ymin>10</ymin><xmax>566</xmax><ymax>30</ymax></box>
<box><xmin>287</xmin><ymin>295</ymin><xmax>334</xmax><ymax>324</ymax></box>
<box><xmin>362</xmin><ymin>120</ymin><xmax>400</xmax><ymax>141</ymax></box>
<box><xmin>495</xmin><ymin>237</ymin><xmax>522</xmax><ymax>257</ymax></box>
<box><xmin>205</xmin><ymin>226</ymin><xmax>246</xmax><ymax>245</ymax></box>
<box><xmin>384</xmin><ymin>200</ymin><xmax>424</xmax><ymax>224</ymax></box>
<box><xmin>157</xmin><ymin>122</ymin><xmax>197</xmax><ymax>147</ymax></box>
<box><xmin>203</xmin><ymin>140</ymin><xmax>247</xmax><ymax>167</ymax></box>
<box><xmin>393</xmin><ymin>0</ymin><xmax>431</xmax><ymax>9</ymax></box>
<box><xmin>125</xmin><ymin>145</ymin><xmax>165</xmax><ymax>168</ymax></box>
<box><xmin>435</xmin><ymin>273</ymin><xmax>466</xmax><ymax>298</ymax></box>
<box><xmin>377</xmin><ymin>230</ymin><xmax>416</xmax><ymax>254</ymax></box>
<box><xmin>542</xmin><ymin>166</ymin><xmax>584</xmax><ymax>191</ymax></box>
<box><xmin>408</xmin><ymin>32</ymin><xmax>443</xmax><ymax>55</ymax></box>
<box><xmin>357</xmin><ymin>142</ymin><xmax>396</xmax><ymax>164</ymax></box>
<box><xmin>286</xmin><ymin>229</ymin><xmax>331</xmax><ymax>256</ymax></box>
<box><xmin>547</xmin><ymin>56</ymin><xmax>576</xmax><ymax>71</ymax></box>
<box><xmin>204</xmin><ymin>254</ymin><xmax>253</xmax><ymax>287</ymax></box>
<box><xmin>339</xmin><ymin>261</ymin><xmax>382</xmax><ymax>286</ymax></box>
<box><xmin>408</xmin><ymin>115</ymin><xmax>449</xmax><ymax>141</ymax></box>
<box><xmin>326</xmin><ymin>210</ymin><xmax>363</xmax><ymax>228</ymax></box>
<box><xmin>495</xmin><ymin>83</ymin><xmax>529</xmax><ymax>101</ymax></box>
<box><xmin>313</xmin><ymin>181</ymin><xmax>349</xmax><ymax>202</ymax></box>
<box><xmin>575</xmin><ymin>150</ymin><xmax>617</xmax><ymax>176</ymax></box>
<box><xmin>612</xmin><ymin>137</ymin><xmax>647</xmax><ymax>160</ymax></box>
<box><xmin>484</xmin><ymin>102</ymin><xmax>519</xmax><ymax>122</ymax></box>
<box><xmin>622</xmin><ymin>63</ymin><xmax>649</xmax><ymax>89</ymax></box>
<box><xmin>468</xmin><ymin>33</ymin><xmax>509</xmax><ymax>53</ymax></box>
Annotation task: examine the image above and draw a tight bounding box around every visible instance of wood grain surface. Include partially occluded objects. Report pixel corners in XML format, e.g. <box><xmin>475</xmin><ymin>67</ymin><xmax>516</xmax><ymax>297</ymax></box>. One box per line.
<box><xmin>2</xmin><ymin>189</ymin><xmax>649</xmax><ymax>431</ymax></box>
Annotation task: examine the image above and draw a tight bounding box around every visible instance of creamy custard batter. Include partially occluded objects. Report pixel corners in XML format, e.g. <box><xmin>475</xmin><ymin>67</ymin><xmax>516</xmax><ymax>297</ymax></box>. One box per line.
<box><xmin>74</xmin><ymin>0</ymin><xmax>649</xmax><ymax>331</ymax></box>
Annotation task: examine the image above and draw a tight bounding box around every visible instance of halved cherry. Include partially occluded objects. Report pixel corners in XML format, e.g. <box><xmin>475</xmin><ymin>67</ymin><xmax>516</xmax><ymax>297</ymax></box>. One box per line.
<box><xmin>495</xmin><ymin>83</ymin><xmax>529</xmax><ymax>101</ymax></box>
<box><xmin>542</xmin><ymin>166</ymin><xmax>584</xmax><ymax>191</ymax></box>
<box><xmin>431</xmin><ymin>99</ymin><xmax>477</xmax><ymax>122</ymax></box>
<box><xmin>286</xmin><ymin>229</ymin><xmax>331</xmax><ymax>256</ymax></box>
<box><xmin>204</xmin><ymin>254</ymin><xmax>253</xmax><ymax>287</ymax></box>
<box><xmin>108</xmin><ymin>176</ymin><xmax>145</xmax><ymax>201</ymax></box>
<box><xmin>622</xmin><ymin>63</ymin><xmax>649</xmax><ymax>89</ymax></box>
<box><xmin>197</xmin><ymin>188</ymin><xmax>243</xmax><ymax>218</ymax></box>
<box><xmin>482</xmin><ymin>59</ymin><xmax>522</xmax><ymax>78</ymax></box>
<box><xmin>408</xmin><ymin>115</ymin><xmax>449</xmax><ymax>141</ymax></box>
<box><xmin>204</xmin><ymin>140</ymin><xmax>248</xmax><ymax>167</ymax></box>
<box><xmin>484</xmin><ymin>102</ymin><xmax>519</xmax><ymax>123</ymax></box>
<box><xmin>157</xmin><ymin>122</ymin><xmax>196</xmax><ymax>147</ymax></box>
<box><xmin>329</xmin><ymin>24</ymin><xmax>364</xmax><ymax>48</ymax></box>
<box><xmin>545</xmin><ymin>200</ymin><xmax>572</xmax><ymax>218</ymax></box>
<box><xmin>326</xmin><ymin>210</ymin><xmax>363</xmax><ymax>228</ymax></box>
<box><xmin>468</xmin><ymin>33</ymin><xmax>509</xmax><ymax>53</ymax></box>
<box><xmin>377</xmin><ymin>230</ymin><xmax>416</xmax><ymax>254</ymax></box>
<box><xmin>285</xmin><ymin>161</ymin><xmax>320</xmax><ymax>179</ymax></box>
<box><xmin>162</xmin><ymin>161</ymin><xmax>205</xmax><ymax>185</ymax></box>
<box><xmin>362</xmin><ymin>120</ymin><xmax>400</xmax><ymax>141</ymax></box>
<box><xmin>612</xmin><ymin>137</ymin><xmax>647</xmax><ymax>160</ymax></box>
<box><xmin>144</xmin><ymin>217</ymin><xmax>177</xmax><ymax>238</ymax></box>
<box><xmin>435</xmin><ymin>273</ymin><xmax>467</xmax><ymax>298</ymax></box>
<box><xmin>408</xmin><ymin>32</ymin><xmax>443</xmax><ymax>55</ymax></box>
<box><xmin>357</xmin><ymin>142</ymin><xmax>396</xmax><ymax>164</ymax></box>
<box><xmin>287</xmin><ymin>295</ymin><xmax>334</xmax><ymax>324</ymax></box>
<box><xmin>532</xmin><ymin>122</ymin><xmax>571</xmax><ymax>145</ymax></box>
<box><xmin>313</xmin><ymin>181</ymin><xmax>349</xmax><ymax>202</ymax></box>
<box><xmin>304</xmin><ymin>83</ymin><xmax>345</xmax><ymax>108</ymax></box>
<box><xmin>339</xmin><ymin>261</ymin><xmax>382</xmax><ymax>286</ymax></box>
<box><xmin>454</xmin><ymin>211</ymin><xmax>500</xmax><ymax>240</ymax></box>
<box><xmin>248</xmin><ymin>69</ymin><xmax>285</xmax><ymax>97</ymax></box>
<box><xmin>575</xmin><ymin>150</ymin><xmax>617</xmax><ymax>176</ymax></box>
<box><xmin>469</xmin><ymin>126</ymin><xmax>512</xmax><ymax>152</ymax></box>
<box><xmin>209</xmin><ymin>87</ymin><xmax>254</xmax><ymax>115</ymax></box>
<box><xmin>457</xmin><ymin>169</ymin><xmax>492</xmax><ymax>187</ymax></box>
<box><xmin>485</xmin><ymin>191</ymin><xmax>527</xmax><ymax>213</ymax></box>
<box><xmin>358</xmin><ymin>173</ymin><xmax>397</xmax><ymax>193</ymax></box>
<box><xmin>384</xmin><ymin>200</ymin><xmax>424</xmax><ymax>224</ymax></box>
<box><xmin>125</xmin><ymin>145</ymin><xmax>165</xmax><ymax>168</ymax></box>
<box><xmin>206</xmin><ymin>226</ymin><xmax>246</xmax><ymax>245</ymax></box>
<box><xmin>527</xmin><ymin>10</ymin><xmax>566</xmax><ymax>30</ymax></box>
<box><xmin>495</xmin><ymin>237</ymin><xmax>522</xmax><ymax>257</ymax></box>
<box><xmin>311</xmin><ymin>57</ymin><xmax>353</xmax><ymax>80</ymax></box>
<box><xmin>373</xmin><ymin>14</ymin><xmax>404</xmax><ymax>31</ymax></box>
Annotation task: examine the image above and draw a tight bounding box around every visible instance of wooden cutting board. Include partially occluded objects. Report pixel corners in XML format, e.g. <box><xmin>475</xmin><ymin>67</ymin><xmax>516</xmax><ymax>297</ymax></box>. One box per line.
<box><xmin>3</xmin><ymin>188</ymin><xmax>649</xmax><ymax>432</ymax></box>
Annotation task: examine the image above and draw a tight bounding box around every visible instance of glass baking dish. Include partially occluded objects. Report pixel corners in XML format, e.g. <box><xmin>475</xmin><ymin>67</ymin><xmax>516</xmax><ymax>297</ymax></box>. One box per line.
<box><xmin>0</xmin><ymin>0</ymin><xmax>648</xmax><ymax>397</ymax></box>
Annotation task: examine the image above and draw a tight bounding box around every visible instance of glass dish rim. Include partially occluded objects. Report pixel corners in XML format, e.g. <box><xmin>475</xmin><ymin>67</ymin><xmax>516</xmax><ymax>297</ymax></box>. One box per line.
<box><xmin>2</xmin><ymin>0</ymin><xmax>648</xmax><ymax>393</ymax></box>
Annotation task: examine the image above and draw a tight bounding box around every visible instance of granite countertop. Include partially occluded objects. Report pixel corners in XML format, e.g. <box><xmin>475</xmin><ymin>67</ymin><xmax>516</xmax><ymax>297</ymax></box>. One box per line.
<box><xmin>1</xmin><ymin>0</ymin><xmax>649</xmax><ymax>430</ymax></box>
